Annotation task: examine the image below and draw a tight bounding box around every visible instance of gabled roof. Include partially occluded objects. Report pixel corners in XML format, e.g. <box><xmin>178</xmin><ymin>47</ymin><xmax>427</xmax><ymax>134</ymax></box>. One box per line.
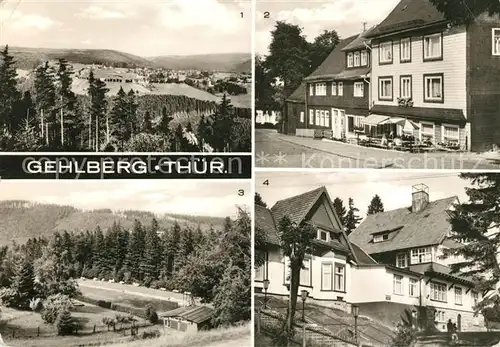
<box><xmin>304</xmin><ymin>35</ymin><xmax>358</xmax><ymax>82</ymax></box>
<box><xmin>286</xmin><ymin>82</ymin><xmax>306</xmax><ymax>104</ymax></box>
<box><xmin>271</xmin><ymin>186</ymin><xmax>326</xmax><ymax>226</ymax></box>
<box><xmin>366</xmin><ymin>0</ymin><xmax>447</xmax><ymax>39</ymax></box>
<box><xmin>342</xmin><ymin>27</ymin><xmax>376</xmax><ymax>51</ymax></box>
<box><xmin>255</xmin><ymin>204</ymin><xmax>279</xmax><ymax>246</ymax></box>
<box><xmin>349</xmin><ymin>196</ymin><xmax>457</xmax><ymax>254</ymax></box>
<box><xmin>159</xmin><ymin>305</ymin><xmax>213</xmax><ymax>324</ymax></box>
<box><xmin>350</xmin><ymin>243</ymin><xmax>378</xmax><ymax>265</ymax></box>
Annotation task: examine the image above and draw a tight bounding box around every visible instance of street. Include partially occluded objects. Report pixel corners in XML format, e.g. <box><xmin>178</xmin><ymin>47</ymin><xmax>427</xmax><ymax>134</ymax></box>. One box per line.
<box><xmin>255</xmin><ymin>129</ymin><xmax>500</xmax><ymax>169</ymax></box>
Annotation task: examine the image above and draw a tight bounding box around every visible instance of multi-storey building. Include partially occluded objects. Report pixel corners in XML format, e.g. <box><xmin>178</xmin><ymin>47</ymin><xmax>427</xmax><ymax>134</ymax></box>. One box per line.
<box><xmin>365</xmin><ymin>0</ymin><xmax>500</xmax><ymax>151</ymax></box>
<box><xmin>255</xmin><ymin>184</ymin><xmax>488</xmax><ymax>332</ymax></box>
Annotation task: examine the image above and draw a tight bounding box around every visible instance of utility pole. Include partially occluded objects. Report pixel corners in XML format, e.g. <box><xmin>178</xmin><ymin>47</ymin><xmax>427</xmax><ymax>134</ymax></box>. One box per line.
<box><xmin>362</xmin><ymin>22</ymin><xmax>367</xmax><ymax>32</ymax></box>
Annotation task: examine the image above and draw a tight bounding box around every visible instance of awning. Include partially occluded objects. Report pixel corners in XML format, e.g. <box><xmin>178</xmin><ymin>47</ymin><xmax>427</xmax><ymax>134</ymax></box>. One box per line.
<box><xmin>379</xmin><ymin>117</ymin><xmax>420</xmax><ymax>131</ymax></box>
<box><xmin>361</xmin><ymin>114</ymin><xmax>390</xmax><ymax>126</ymax></box>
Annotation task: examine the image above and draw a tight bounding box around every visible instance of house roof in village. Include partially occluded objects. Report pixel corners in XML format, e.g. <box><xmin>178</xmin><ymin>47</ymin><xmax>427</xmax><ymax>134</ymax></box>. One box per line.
<box><xmin>271</xmin><ymin>186</ymin><xmax>327</xmax><ymax>226</ymax></box>
<box><xmin>365</xmin><ymin>0</ymin><xmax>447</xmax><ymax>39</ymax></box>
<box><xmin>408</xmin><ymin>262</ymin><xmax>475</xmax><ymax>287</ymax></box>
<box><xmin>159</xmin><ymin>305</ymin><xmax>213</xmax><ymax>324</ymax></box>
<box><xmin>371</xmin><ymin>105</ymin><xmax>467</xmax><ymax>124</ymax></box>
<box><xmin>349</xmin><ymin>196</ymin><xmax>457</xmax><ymax>254</ymax></box>
<box><xmin>255</xmin><ymin>204</ymin><xmax>280</xmax><ymax>246</ymax></box>
<box><xmin>350</xmin><ymin>243</ymin><xmax>378</xmax><ymax>265</ymax></box>
<box><xmin>341</xmin><ymin>27</ymin><xmax>376</xmax><ymax>51</ymax></box>
<box><xmin>286</xmin><ymin>83</ymin><xmax>306</xmax><ymax>103</ymax></box>
<box><xmin>304</xmin><ymin>34</ymin><xmax>359</xmax><ymax>82</ymax></box>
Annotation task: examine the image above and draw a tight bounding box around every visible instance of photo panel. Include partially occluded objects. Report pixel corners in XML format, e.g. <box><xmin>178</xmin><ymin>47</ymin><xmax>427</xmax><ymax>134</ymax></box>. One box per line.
<box><xmin>254</xmin><ymin>170</ymin><xmax>499</xmax><ymax>346</ymax></box>
<box><xmin>0</xmin><ymin>0</ymin><xmax>251</xmax><ymax>153</ymax></box>
<box><xmin>0</xmin><ymin>179</ymin><xmax>251</xmax><ymax>346</ymax></box>
<box><xmin>254</xmin><ymin>0</ymin><xmax>500</xmax><ymax>169</ymax></box>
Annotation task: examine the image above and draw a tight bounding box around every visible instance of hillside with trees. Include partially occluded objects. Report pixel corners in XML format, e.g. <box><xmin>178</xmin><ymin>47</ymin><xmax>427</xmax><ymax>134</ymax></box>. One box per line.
<box><xmin>0</xmin><ymin>200</ymin><xmax>226</xmax><ymax>245</ymax></box>
<box><xmin>0</xmin><ymin>46</ymin><xmax>251</xmax><ymax>152</ymax></box>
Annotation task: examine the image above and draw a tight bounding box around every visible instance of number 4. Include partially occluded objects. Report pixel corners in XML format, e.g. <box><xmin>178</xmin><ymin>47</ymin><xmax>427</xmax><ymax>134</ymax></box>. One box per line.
<box><xmin>263</xmin><ymin>180</ymin><xmax>269</xmax><ymax>186</ymax></box>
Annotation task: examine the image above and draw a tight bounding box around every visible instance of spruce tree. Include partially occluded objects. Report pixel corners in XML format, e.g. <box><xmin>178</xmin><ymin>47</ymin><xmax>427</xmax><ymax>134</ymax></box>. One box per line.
<box><xmin>255</xmin><ymin>193</ymin><xmax>267</xmax><ymax>207</ymax></box>
<box><xmin>125</xmin><ymin>220</ymin><xmax>145</xmax><ymax>281</ymax></box>
<box><xmin>126</xmin><ymin>89</ymin><xmax>138</xmax><ymax>138</ymax></box>
<box><xmin>177</xmin><ymin>227</ymin><xmax>195</xmax><ymax>268</ymax></box>
<box><xmin>142</xmin><ymin>111</ymin><xmax>153</xmax><ymax>133</ymax></box>
<box><xmin>344</xmin><ymin>198</ymin><xmax>362</xmax><ymax>236</ymax></box>
<box><xmin>367</xmin><ymin>194</ymin><xmax>385</xmax><ymax>215</ymax></box>
<box><xmin>14</xmin><ymin>260</ymin><xmax>37</xmax><ymax>308</ymax></box>
<box><xmin>158</xmin><ymin>106</ymin><xmax>173</xmax><ymax>136</ymax></box>
<box><xmin>211</xmin><ymin>94</ymin><xmax>234</xmax><ymax>151</ymax></box>
<box><xmin>166</xmin><ymin>222</ymin><xmax>181</xmax><ymax>275</ymax></box>
<box><xmin>56</xmin><ymin>309</ymin><xmax>76</xmax><ymax>336</ymax></box>
<box><xmin>110</xmin><ymin>87</ymin><xmax>129</xmax><ymax>149</ymax></box>
<box><xmin>333</xmin><ymin>197</ymin><xmax>347</xmax><ymax>225</ymax></box>
<box><xmin>142</xmin><ymin>220</ymin><xmax>162</xmax><ymax>281</ymax></box>
<box><xmin>92</xmin><ymin>227</ymin><xmax>105</xmax><ymax>277</ymax></box>
<box><xmin>55</xmin><ymin>58</ymin><xmax>77</xmax><ymax>148</ymax></box>
<box><xmin>88</xmin><ymin>70</ymin><xmax>109</xmax><ymax>151</ymax></box>
<box><xmin>0</xmin><ymin>45</ymin><xmax>21</xmax><ymax>132</ymax></box>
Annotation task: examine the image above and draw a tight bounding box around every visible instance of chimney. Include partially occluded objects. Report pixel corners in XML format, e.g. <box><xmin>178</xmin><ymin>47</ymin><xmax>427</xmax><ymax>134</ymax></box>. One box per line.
<box><xmin>412</xmin><ymin>184</ymin><xmax>429</xmax><ymax>213</ymax></box>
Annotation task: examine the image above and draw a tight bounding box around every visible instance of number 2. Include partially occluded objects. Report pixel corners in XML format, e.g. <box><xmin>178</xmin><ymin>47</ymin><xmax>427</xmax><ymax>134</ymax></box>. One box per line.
<box><xmin>264</xmin><ymin>11</ymin><xmax>270</xmax><ymax>18</ymax></box>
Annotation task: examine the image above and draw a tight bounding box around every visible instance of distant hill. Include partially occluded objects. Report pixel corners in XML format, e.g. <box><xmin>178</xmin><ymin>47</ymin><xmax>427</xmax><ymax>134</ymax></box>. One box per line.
<box><xmin>0</xmin><ymin>200</ymin><xmax>226</xmax><ymax>245</ymax></box>
<box><xmin>149</xmin><ymin>53</ymin><xmax>251</xmax><ymax>73</ymax></box>
<box><xmin>8</xmin><ymin>46</ymin><xmax>153</xmax><ymax>70</ymax></box>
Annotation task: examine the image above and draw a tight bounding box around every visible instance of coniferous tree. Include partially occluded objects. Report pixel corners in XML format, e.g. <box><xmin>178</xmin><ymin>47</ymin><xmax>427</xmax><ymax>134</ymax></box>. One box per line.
<box><xmin>177</xmin><ymin>227</ymin><xmax>195</xmax><ymax>268</ymax></box>
<box><xmin>333</xmin><ymin>197</ymin><xmax>347</xmax><ymax>224</ymax></box>
<box><xmin>56</xmin><ymin>309</ymin><xmax>76</xmax><ymax>336</ymax></box>
<box><xmin>126</xmin><ymin>89</ymin><xmax>139</xmax><ymax>138</ymax></box>
<box><xmin>344</xmin><ymin>198</ymin><xmax>362</xmax><ymax>235</ymax></box>
<box><xmin>255</xmin><ymin>193</ymin><xmax>267</xmax><ymax>208</ymax></box>
<box><xmin>55</xmin><ymin>58</ymin><xmax>77</xmax><ymax>148</ymax></box>
<box><xmin>142</xmin><ymin>219</ymin><xmax>162</xmax><ymax>281</ymax></box>
<box><xmin>33</xmin><ymin>62</ymin><xmax>56</xmax><ymax>145</ymax></box>
<box><xmin>166</xmin><ymin>222</ymin><xmax>181</xmax><ymax>275</ymax></box>
<box><xmin>212</xmin><ymin>94</ymin><xmax>234</xmax><ymax>152</ymax></box>
<box><xmin>88</xmin><ymin>70</ymin><xmax>109</xmax><ymax>151</ymax></box>
<box><xmin>14</xmin><ymin>260</ymin><xmax>37</xmax><ymax>308</ymax></box>
<box><xmin>110</xmin><ymin>87</ymin><xmax>129</xmax><ymax>149</ymax></box>
<box><xmin>158</xmin><ymin>106</ymin><xmax>173</xmax><ymax>136</ymax></box>
<box><xmin>367</xmin><ymin>194</ymin><xmax>385</xmax><ymax>215</ymax></box>
<box><xmin>125</xmin><ymin>220</ymin><xmax>145</xmax><ymax>281</ymax></box>
<box><xmin>0</xmin><ymin>45</ymin><xmax>21</xmax><ymax>132</ymax></box>
<box><xmin>142</xmin><ymin>111</ymin><xmax>153</xmax><ymax>133</ymax></box>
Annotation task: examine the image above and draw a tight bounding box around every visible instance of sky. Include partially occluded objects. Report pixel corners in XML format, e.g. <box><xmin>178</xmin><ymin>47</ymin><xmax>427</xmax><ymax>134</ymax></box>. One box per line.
<box><xmin>255</xmin><ymin>0</ymin><xmax>401</xmax><ymax>55</ymax></box>
<box><xmin>0</xmin><ymin>179</ymin><xmax>251</xmax><ymax>218</ymax></box>
<box><xmin>256</xmin><ymin>171</ymin><xmax>474</xmax><ymax>218</ymax></box>
<box><xmin>0</xmin><ymin>0</ymin><xmax>252</xmax><ymax>56</ymax></box>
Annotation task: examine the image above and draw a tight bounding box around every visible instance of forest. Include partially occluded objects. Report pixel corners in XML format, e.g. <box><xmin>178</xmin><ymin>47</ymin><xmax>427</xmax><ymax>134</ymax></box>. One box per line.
<box><xmin>0</xmin><ymin>207</ymin><xmax>251</xmax><ymax>331</ymax></box>
<box><xmin>0</xmin><ymin>45</ymin><xmax>251</xmax><ymax>152</ymax></box>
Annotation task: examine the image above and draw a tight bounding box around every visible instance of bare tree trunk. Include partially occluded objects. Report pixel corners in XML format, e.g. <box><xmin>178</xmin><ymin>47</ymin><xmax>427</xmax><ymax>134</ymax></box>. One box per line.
<box><xmin>88</xmin><ymin>109</ymin><xmax>92</xmax><ymax>150</ymax></box>
<box><xmin>286</xmin><ymin>264</ymin><xmax>301</xmax><ymax>347</ymax></box>
<box><xmin>45</xmin><ymin>123</ymin><xmax>49</xmax><ymax>145</ymax></box>
<box><xmin>95</xmin><ymin>115</ymin><xmax>99</xmax><ymax>152</ymax></box>
<box><xmin>41</xmin><ymin>109</ymin><xmax>44</xmax><ymax>139</ymax></box>
<box><xmin>106</xmin><ymin>115</ymin><xmax>110</xmax><ymax>144</ymax></box>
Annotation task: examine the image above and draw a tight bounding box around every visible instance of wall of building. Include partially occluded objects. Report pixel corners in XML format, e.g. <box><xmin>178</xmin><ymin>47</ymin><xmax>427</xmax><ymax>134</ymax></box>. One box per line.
<box><xmin>307</xmin><ymin>81</ymin><xmax>369</xmax><ymax>115</ymax></box>
<box><xmin>371</xmin><ymin>26</ymin><xmax>467</xmax><ymax>112</ymax></box>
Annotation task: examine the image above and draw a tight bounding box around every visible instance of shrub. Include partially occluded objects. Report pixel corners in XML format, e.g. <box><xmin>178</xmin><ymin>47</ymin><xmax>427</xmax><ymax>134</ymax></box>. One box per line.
<box><xmin>0</xmin><ymin>288</ymin><xmax>19</xmax><ymax>308</ymax></box>
<box><xmin>42</xmin><ymin>294</ymin><xmax>74</xmax><ymax>324</ymax></box>
<box><xmin>145</xmin><ymin>304</ymin><xmax>158</xmax><ymax>324</ymax></box>
<box><xmin>56</xmin><ymin>310</ymin><xmax>77</xmax><ymax>336</ymax></box>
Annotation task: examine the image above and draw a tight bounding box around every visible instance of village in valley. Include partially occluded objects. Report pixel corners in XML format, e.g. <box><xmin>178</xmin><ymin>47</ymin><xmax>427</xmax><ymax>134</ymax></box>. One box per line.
<box><xmin>254</xmin><ymin>172</ymin><xmax>500</xmax><ymax>347</ymax></box>
<box><xmin>0</xmin><ymin>180</ymin><xmax>251</xmax><ymax>347</ymax></box>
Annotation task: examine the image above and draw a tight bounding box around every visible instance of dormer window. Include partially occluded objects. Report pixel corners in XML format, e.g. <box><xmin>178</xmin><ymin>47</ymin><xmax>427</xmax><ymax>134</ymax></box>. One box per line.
<box><xmin>347</xmin><ymin>53</ymin><xmax>354</xmax><ymax>68</ymax></box>
<box><xmin>373</xmin><ymin>233</ymin><xmax>389</xmax><ymax>243</ymax></box>
<box><xmin>317</xmin><ymin>228</ymin><xmax>329</xmax><ymax>242</ymax></box>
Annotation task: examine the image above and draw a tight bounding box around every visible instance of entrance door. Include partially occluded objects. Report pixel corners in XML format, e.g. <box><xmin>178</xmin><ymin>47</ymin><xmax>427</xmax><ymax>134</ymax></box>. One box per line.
<box><xmin>457</xmin><ymin>314</ymin><xmax>462</xmax><ymax>331</ymax></box>
<box><xmin>340</xmin><ymin>110</ymin><xmax>346</xmax><ymax>138</ymax></box>
<box><xmin>332</xmin><ymin>109</ymin><xmax>340</xmax><ymax>138</ymax></box>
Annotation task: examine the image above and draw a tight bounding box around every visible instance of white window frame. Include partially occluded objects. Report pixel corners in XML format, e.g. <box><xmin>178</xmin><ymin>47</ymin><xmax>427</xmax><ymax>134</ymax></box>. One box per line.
<box><xmin>300</xmin><ymin>258</ymin><xmax>311</xmax><ymax>287</ymax></box>
<box><xmin>321</xmin><ymin>263</ymin><xmax>333</xmax><ymax>291</ymax></box>
<box><xmin>420</xmin><ymin>121</ymin><xmax>435</xmax><ymax>142</ymax></box>
<box><xmin>317</xmin><ymin>228</ymin><xmax>329</xmax><ymax>242</ymax></box>
<box><xmin>325</xmin><ymin>110</ymin><xmax>330</xmax><ymax>128</ymax></box>
<box><xmin>423</xmin><ymin>33</ymin><xmax>442</xmax><ymax>60</ymax></box>
<box><xmin>338</xmin><ymin>82</ymin><xmax>343</xmax><ymax>96</ymax></box>
<box><xmin>309</xmin><ymin>109</ymin><xmax>314</xmax><ymax>125</ymax></box>
<box><xmin>493</xmin><ymin>28</ymin><xmax>500</xmax><ymax>55</ymax></box>
<box><xmin>347</xmin><ymin>53</ymin><xmax>354</xmax><ymax>68</ymax></box>
<box><xmin>430</xmin><ymin>282</ymin><xmax>447</xmax><ymax>302</ymax></box>
<box><xmin>455</xmin><ymin>287</ymin><xmax>463</xmax><ymax>305</ymax></box>
<box><xmin>331</xmin><ymin>82</ymin><xmax>337</xmax><ymax>96</ymax></box>
<box><xmin>320</xmin><ymin>110</ymin><xmax>325</xmax><ymax>126</ymax></box>
<box><xmin>411</xmin><ymin>247</ymin><xmax>432</xmax><ymax>264</ymax></box>
<box><xmin>396</xmin><ymin>253</ymin><xmax>408</xmax><ymax>268</ymax></box>
<box><xmin>334</xmin><ymin>264</ymin><xmax>345</xmax><ymax>292</ymax></box>
<box><xmin>354</xmin><ymin>51</ymin><xmax>360</xmax><ymax>67</ymax></box>
<box><xmin>409</xmin><ymin>278</ymin><xmax>419</xmax><ymax>297</ymax></box>
<box><xmin>361</xmin><ymin>50</ymin><xmax>368</xmax><ymax>66</ymax></box>
<box><xmin>354</xmin><ymin>82</ymin><xmax>364</xmax><ymax>98</ymax></box>
<box><xmin>379</xmin><ymin>41</ymin><xmax>393</xmax><ymax>63</ymax></box>
<box><xmin>400</xmin><ymin>38</ymin><xmax>411</xmax><ymax>62</ymax></box>
<box><xmin>400</xmin><ymin>76</ymin><xmax>412</xmax><ymax>99</ymax></box>
<box><xmin>472</xmin><ymin>291</ymin><xmax>479</xmax><ymax>307</ymax></box>
<box><xmin>309</xmin><ymin>84</ymin><xmax>314</xmax><ymax>96</ymax></box>
<box><xmin>315</xmin><ymin>110</ymin><xmax>320</xmax><ymax>125</ymax></box>
<box><xmin>300</xmin><ymin>111</ymin><xmax>305</xmax><ymax>123</ymax></box>
<box><xmin>373</xmin><ymin>233</ymin><xmax>389</xmax><ymax>243</ymax></box>
<box><xmin>441</xmin><ymin>123</ymin><xmax>460</xmax><ymax>143</ymax></box>
<box><xmin>255</xmin><ymin>264</ymin><xmax>264</xmax><ymax>281</ymax></box>
<box><xmin>379</xmin><ymin>77</ymin><xmax>393</xmax><ymax>100</ymax></box>
<box><xmin>393</xmin><ymin>274</ymin><xmax>403</xmax><ymax>295</ymax></box>
<box><xmin>424</xmin><ymin>74</ymin><xmax>443</xmax><ymax>102</ymax></box>
<box><xmin>315</xmin><ymin>83</ymin><xmax>327</xmax><ymax>96</ymax></box>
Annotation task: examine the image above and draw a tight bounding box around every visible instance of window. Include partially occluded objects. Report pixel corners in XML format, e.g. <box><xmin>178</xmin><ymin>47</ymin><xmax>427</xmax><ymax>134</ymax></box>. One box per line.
<box><xmin>472</xmin><ymin>292</ymin><xmax>479</xmax><ymax>306</ymax></box>
<box><xmin>400</xmin><ymin>38</ymin><xmax>411</xmax><ymax>62</ymax></box>
<box><xmin>347</xmin><ymin>53</ymin><xmax>354</xmax><ymax>67</ymax></box>
<box><xmin>315</xmin><ymin>110</ymin><xmax>320</xmax><ymax>125</ymax></box>
<box><xmin>300</xmin><ymin>258</ymin><xmax>311</xmax><ymax>286</ymax></box>
<box><xmin>442</xmin><ymin>124</ymin><xmax>459</xmax><ymax>143</ymax></box>
<box><xmin>300</xmin><ymin>111</ymin><xmax>305</xmax><ymax>123</ymax></box>
<box><xmin>315</xmin><ymin>83</ymin><xmax>327</xmax><ymax>96</ymax></box>
<box><xmin>396</xmin><ymin>253</ymin><xmax>408</xmax><ymax>268</ymax></box>
<box><xmin>331</xmin><ymin>82</ymin><xmax>337</xmax><ymax>96</ymax></box>
<box><xmin>354</xmin><ymin>82</ymin><xmax>364</xmax><ymax>97</ymax></box>
<box><xmin>423</xmin><ymin>33</ymin><xmax>442</xmax><ymax>60</ymax></box>
<box><xmin>255</xmin><ymin>264</ymin><xmax>264</xmax><ymax>281</ymax></box>
<box><xmin>424</xmin><ymin>74</ymin><xmax>444</xmax><ymax>102</ymax></box>
<box><xmin>321</xmin><ymin>263</ymin><xmax>333</xmax><ymax>291</ymax></box>
<box><xmin>409</xmin><ymin>278</ymin><xmax>419</xmax><ymax>297</ymax></box>
<box><xmin>379</xmin><ymin>41</ymin><xmax>393</xmax><ymax>64</ymax></box>
<box><xmin>430</xmin><ymin>282</ymin><xmax>447</xmax><ymax>302</ymax></box>
<box><xmin>320</xmin><ymin>110</ymin><xmax>325</xmax><ymax>127</ymax></box>
<box><xmin>373</xmin><ymin>233</ymin><xmax>389</xmax><ymax>243</ymax></box>
<box><xmin>455</xmin><ymin>287</ymin><xmax>463</xmax><ymax>305</ymax></box>
<box><xmin>334</xmin><ymin>264</ymin><xmax>345</xmax><ymax>292</ymax></box>
<box><xmin>309</xmin><ymin>110</ymin><xmax>314</xmax><ymax>125</ymax></box>
<box><xmin>493</xmin><ymin>29</ymin><xmax>500</xmax><ymax>55</ymax></box>
<box><xmin>379</xmin><ymin>77</ymin><xmax>393</xmax><ymax>100</ymax></box>
<box><xmin>309</xmin><ymin>84</ymin><xmax>314</xmax><ymax>96</ymax></box>
<box><xmin>420</xmin><ymin>122</ymin><xmax>435</xmax><ymax>142</ymax></box>
<box><xmin>318</xmin><ymin>229</ymin><xmax>329</xmax><ymax>241</ymax></box>
<box><xmin>325</xmin><ymin>111</ymin><xmax>330</xmax><ymax>128</ymax></box>
<box><xmin>400</xmin><ymin>76</ymin><xmax>412</xmax><ymax>99</ymax></box>
<box><xmin>393</xmin><ymin>275</ymin><xmax>403</xmax><ymax>295</ymax></box>
<box><xmin>411</xmin><ymin>247</ymin><xmax>432</xmax><ymax>264</ymax></box>
<box><xmin>436</xmin><ymin>311</ymin><xmax>446</xmax><ymax>322</ymax></box>
<box><xmin>361</xmin><ymin>50</ymin><xmax>368</xmax><ymax>66</ymax></box>
<box><xmin>338</xmin><ymin>82</ymin><xmax>343</xmax><ymax>96</ymax></box>
<box><xmin>354</xmin><ymin>52</ymin><xmax>360</xmax><ymax>67</ymax></box>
